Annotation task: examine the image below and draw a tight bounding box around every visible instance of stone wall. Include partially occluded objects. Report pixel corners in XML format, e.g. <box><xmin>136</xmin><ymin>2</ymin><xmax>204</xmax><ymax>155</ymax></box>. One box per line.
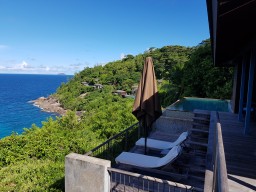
<box><xmin>65</xmin><ymin>153</ymin><xmax>111</xmax><ymax>192</ymax></box>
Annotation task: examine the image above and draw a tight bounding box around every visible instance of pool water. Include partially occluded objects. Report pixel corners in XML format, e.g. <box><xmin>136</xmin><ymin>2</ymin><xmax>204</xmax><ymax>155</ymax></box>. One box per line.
<box><xmin>168</xmin><ymin>97</ymin><xmax>231</xmax><ymax>112</ymax></box>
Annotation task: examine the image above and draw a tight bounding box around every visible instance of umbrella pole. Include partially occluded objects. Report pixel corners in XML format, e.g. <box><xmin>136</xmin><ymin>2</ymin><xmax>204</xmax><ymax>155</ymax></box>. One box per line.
<box><xmin>144</xmin><ymin>130</ymin><xmax>147</xmax><ymax>155</ymax></box>
<box><xmin>144</xmin><ymin>120</ymin><xmax>148</xmax><ymax>155</ymax></box>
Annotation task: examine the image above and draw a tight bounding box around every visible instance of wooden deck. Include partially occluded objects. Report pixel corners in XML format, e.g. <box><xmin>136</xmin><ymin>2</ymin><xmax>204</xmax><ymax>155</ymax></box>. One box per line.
<box><xmin>217</xmin><ymin>112</ymin><xmax>256</xmax><ymax>192</ymax></box>
<box><xmin>114</xmin><ymin>111</ymin><xmax>256</xmax><ymax>191</ymax></box>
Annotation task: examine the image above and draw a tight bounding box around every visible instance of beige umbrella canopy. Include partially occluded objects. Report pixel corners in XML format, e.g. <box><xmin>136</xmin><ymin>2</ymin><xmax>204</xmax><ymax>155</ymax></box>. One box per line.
<box><xmin>132</xmin><ymin>57</ymin><xmax>162</xmax><ymax>154</ymax></box>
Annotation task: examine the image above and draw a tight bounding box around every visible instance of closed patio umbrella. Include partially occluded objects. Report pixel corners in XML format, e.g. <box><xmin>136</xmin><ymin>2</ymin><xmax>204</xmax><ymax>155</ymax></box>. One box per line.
<box><xmin>132</xmin><ymin>57</ymin><xmax>162</xmax><ymax>154</ymax></box>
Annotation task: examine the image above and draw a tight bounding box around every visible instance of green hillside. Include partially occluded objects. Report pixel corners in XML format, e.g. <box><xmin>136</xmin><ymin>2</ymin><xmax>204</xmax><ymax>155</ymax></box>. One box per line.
<box><xmin>0</xmin><ymin>39</ymin><xmax>233</xmax><ymax>191</ymax></box>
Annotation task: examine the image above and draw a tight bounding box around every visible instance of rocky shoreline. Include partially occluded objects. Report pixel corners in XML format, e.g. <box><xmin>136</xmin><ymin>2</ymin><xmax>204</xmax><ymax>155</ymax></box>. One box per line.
<box><xmin>30</xmin><ymin>96</ymin><xmax>66</xmax><ymax>116</ymax></box>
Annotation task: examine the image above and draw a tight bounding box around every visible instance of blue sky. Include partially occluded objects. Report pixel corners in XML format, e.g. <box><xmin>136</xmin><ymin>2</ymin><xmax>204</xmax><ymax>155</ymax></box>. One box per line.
<box><xmin>0</xmin><ymin>0</ymin><xmax>209</xmax><ymax>75</ymax></box>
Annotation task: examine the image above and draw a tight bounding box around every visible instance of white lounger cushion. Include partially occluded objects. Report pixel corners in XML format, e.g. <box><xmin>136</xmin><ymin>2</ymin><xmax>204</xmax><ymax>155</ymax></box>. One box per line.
<box><xmin>135</xmin><ymin>131</ymin><xmax>188</xmax><ymax>150</ymax></box>
<box><xmin>115</xmin><ymin>145</ymin><xmax>182</xmax><ymax>168</ymax></box>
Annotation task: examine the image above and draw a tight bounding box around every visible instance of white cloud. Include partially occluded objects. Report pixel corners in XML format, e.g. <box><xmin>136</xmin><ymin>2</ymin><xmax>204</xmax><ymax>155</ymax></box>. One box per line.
<box><xmin>0</xmin><ymin>60</ymin><xmax>90</xmax><ymax>75</ymax></box>
<box><xmin>0</xmin><ymin>61</ymin><xmax>36</xmax><ymax>73</ymax></box>
<box><xmin>15</xmin><ymin>61</ymin><xmax>29</xmax><ymax>69</ymax></box>
<box><xmin>120</xmin><ymin>53</ymin><xmax>125</xmax><ymax>60</ymax></box>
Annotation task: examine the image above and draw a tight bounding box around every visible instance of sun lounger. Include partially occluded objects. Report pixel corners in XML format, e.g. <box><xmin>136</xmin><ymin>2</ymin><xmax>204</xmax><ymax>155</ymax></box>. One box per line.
<box><xmin>135</xmin><ymin>131</ymin><xmax>188</xmax><ymax>150</ymax></box>
<box><xmin>115</xmin><ymin>145</ymin><xmax>182</xmax><ymax>168</ymax></box>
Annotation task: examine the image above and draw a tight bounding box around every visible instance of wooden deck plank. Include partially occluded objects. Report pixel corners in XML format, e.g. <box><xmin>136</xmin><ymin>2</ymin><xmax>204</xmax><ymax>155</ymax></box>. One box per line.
<box><xmin>216</xmin><ymin>112</ymin><xmax>256</xmax><ymax>191</ymax></box>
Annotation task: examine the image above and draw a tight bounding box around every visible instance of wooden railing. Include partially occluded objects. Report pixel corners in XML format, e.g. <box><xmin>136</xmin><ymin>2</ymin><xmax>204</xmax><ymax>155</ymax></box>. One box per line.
<box><xmin>205</xmin><ymin>112</ymin><xmax>229</xmax><ymax>192</ymax></box>
<box><xmin>85</xmin><ymin>122</ymin><xmax>140</xmax><ymax>163</ymax></box>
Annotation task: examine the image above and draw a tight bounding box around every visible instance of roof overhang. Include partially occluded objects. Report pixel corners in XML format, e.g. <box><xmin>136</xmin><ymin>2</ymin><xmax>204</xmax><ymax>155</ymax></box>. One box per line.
<box><xmin>206</xmin><ymin>0</ymin><xmax>256</xmax><ymax>66</ymax></box>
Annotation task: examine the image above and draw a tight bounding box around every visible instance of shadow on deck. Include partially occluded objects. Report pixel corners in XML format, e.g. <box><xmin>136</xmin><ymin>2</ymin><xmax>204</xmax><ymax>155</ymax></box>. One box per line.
<box><xmin>114</xmin><ymin>111</ymin><xmax>256</xmax><ymax>191</ymax></box>
<box><xmin>217</xmin><ymin>112</ymin><xmax>256</xmax><ymax>191</ymax></box>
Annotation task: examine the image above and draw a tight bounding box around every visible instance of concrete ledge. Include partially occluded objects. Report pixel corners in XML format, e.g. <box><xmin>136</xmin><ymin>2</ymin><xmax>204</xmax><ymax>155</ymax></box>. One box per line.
<box><xmin>153</xmin><ymin>116</ymin><xmax>192</xmax><ymax>134</ymax></box>
<box><xmin>65</xmin><ymin>153</ymin><xmax>111</xmax><ymax>192</ymax></box>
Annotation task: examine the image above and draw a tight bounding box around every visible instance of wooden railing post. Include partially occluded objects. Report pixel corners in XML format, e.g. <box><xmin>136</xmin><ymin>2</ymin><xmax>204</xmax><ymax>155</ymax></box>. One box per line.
<box><xmin>205</xmin><ymin>112</ymin><xmax>229</xmax><ymax>192</ymax></box>
<box><xmin>216</xmin><ymin>122</ymin><xmax>229</xmax><ymax>192</ymax></box>
<box><xmin>212</xmin><ymin>112</ymin><xmax>229</xmax><ymax>192</ymax></box>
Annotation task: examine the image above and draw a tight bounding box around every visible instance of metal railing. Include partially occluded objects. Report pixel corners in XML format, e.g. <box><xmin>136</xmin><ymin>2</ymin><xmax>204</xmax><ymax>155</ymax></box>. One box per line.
<box><xmin>85</xmin><ymin>122</ymin><xmax>140</xmax><ymax>163</ymax></box>
<box><xmin>108</xmin><ymin>167</ymin><xmax>203</xmax><ymax>192</ymax></box>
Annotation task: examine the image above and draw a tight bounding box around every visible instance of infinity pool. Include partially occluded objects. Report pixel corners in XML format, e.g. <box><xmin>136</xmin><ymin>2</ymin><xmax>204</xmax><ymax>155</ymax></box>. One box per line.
<box><xmin>168</xmin><ymin>97</ymin><xmax>231</xmax><ymax>112</ymax></box>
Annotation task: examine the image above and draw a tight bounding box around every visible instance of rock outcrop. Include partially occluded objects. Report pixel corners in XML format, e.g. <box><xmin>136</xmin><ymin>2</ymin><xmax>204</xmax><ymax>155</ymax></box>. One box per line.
<box><xmin>31</xmin><ymin>96</ymin><xmax>66</xmax><ymax>115</ymax></box>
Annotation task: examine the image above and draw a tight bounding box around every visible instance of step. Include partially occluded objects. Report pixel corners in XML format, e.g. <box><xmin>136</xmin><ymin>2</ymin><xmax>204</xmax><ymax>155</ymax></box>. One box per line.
<box><xmin>193</xmin><ymin>117</ymin><xmax>210</xmax><ymax>122</ymax></box>
<box><xmin>191</xmin><ymin>128</ymin><xmax>209</xmax><ymax>134</ymax></box>
<box><xmin>190</xmin><ymin>133</ymin><xmax>209</xmax><ymax>138</ymax></box>
<box><xmin>187</xmin><ymin>141</ymin><xmax>208</xmax><ymax>148</ymax></box>
<box><xmin>189</xmin><ymin>137</ymin><xmax>208</xmax><ymax>144</ymax></box>
<box><xmin>193</xmin><ymin>110</ymin><xmax>210</xmax><ymax>119</ymax></box>
<box><xmin>193</xmin><ymin>120</ymin><xmax>209</xmax><ymax>126</ymax></box>
<box><xmin>192</xmin><ymin>122</ymin><xmax>209</xmax><ymax>128</ymax></box>
<box><xmin>193</xmin><ymin>109</ymin><xmax>211</xmax><ymax>115</ymax></box>
<box><xmin>184</xmin><ymin>150</ymin><xmax>207</xmax><ymax>158</ymax></box>
<box><xmin>190</xmin><ymin>137</ymin><xmax>208</xmax><ymax>142</ymax></box>
<box><xmin>194</xmin><ymin>115</ymin><xmax>210</xmax><ymax>120</ymax></box>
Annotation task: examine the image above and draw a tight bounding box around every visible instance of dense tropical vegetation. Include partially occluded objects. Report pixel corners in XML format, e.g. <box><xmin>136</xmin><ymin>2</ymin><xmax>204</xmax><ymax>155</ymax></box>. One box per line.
<box><xmin>0</xmin><ymin>39</ymin><xmax>233</xmax><ymax>191</ymax></box>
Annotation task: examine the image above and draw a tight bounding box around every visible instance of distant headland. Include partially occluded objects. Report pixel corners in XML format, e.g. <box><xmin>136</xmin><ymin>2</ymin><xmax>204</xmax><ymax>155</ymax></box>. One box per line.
<box><xmin>30</xmin><ymin>96</ymin><xmax>66</xmax><ymax>116</ymax></box>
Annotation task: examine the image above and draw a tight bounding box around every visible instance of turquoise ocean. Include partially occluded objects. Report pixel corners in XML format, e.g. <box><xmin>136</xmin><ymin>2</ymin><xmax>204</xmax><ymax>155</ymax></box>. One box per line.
<box><xmin>0</xmin><ymin>74</ymin><xmax>71</xmax><ymax>139</ymax></box>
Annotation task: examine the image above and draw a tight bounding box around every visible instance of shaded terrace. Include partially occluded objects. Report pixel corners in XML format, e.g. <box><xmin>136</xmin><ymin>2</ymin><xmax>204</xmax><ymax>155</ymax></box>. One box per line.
<box><xmin>73</xmin><ymin>106</ymin><xmax>256</xmax><ymax>192</ymax></box>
